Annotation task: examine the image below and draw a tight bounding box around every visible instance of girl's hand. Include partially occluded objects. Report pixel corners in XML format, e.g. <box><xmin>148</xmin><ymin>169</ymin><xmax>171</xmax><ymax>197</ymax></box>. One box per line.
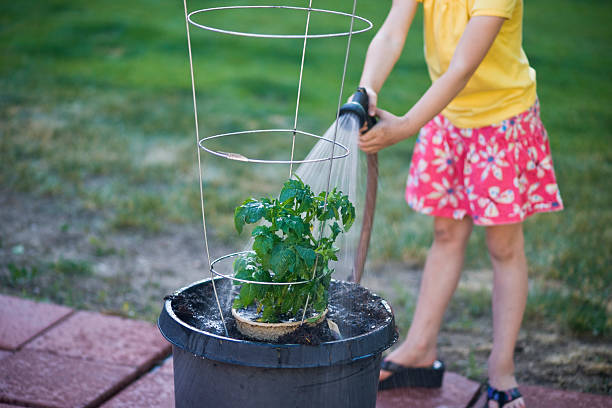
<box><xmin>360</xmin><ymin>86</ymin><xmax>378</xmax><ymax>117</ymax></box>
<box><xmin>357</xmin><ymin>86</ymin><xmax>378</xmax><ymax>134</ymax></box>
<box><xmin>359</xmin><ymin>108</ymin><xmax>413</xmax><ymax>154</ymax></box>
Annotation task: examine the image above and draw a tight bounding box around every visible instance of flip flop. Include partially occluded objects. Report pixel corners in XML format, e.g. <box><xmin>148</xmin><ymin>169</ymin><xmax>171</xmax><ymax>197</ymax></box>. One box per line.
<box><xmin>464</xmin><ymin>381</ymin><xmax>523</xmax><ymax>408</ymax></box>
<box><xmin>378</xmin><ymin>359</ymin><xmax>445</xmax><ymax>390</ymax></box>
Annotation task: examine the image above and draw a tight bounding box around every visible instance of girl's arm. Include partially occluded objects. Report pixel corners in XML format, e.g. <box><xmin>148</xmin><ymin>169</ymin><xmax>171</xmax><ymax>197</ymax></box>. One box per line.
<box><xmin>359</xmin><ymin>0</ymin><xmax>418</xmax><ymax>116</ymax></box>
<box><xmin>359</xmin><ymin>15</ymin><xmax>506</xmax><ymax>154</ymax></box>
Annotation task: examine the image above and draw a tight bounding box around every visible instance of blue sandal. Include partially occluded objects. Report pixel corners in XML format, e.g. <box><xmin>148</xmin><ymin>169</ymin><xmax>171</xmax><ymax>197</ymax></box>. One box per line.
<box><xmin>465</xmin><ymin>381</ymin><xmax>523</xmax><ymax>407</ymax></box>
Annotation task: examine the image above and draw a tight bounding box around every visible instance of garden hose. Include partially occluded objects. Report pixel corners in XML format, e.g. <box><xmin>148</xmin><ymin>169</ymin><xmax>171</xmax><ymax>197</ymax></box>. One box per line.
<box><xmin>339</xmin><ymin>87</ymin><xmax>378</xmax><ymax>284</ymax></box>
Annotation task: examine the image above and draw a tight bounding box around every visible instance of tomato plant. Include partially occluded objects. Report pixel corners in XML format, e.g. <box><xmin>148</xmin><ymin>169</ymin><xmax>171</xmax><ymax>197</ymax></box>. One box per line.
<box><xmin>232</xmin><ymin>177</ymin><xmax>355</xmax><ymax>323</ymax></box>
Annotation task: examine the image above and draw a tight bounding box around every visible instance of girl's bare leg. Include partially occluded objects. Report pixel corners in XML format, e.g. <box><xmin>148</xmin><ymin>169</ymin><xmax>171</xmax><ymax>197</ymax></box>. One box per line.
<box><xmin>380</xmin><ymin>216</ymin><xmax>473</xmax><ymax>380</ymax></box>
<box><xmin>485</xmin><ymin>223</ymin><xmax>527</xmax><ymax>408</ymax></box>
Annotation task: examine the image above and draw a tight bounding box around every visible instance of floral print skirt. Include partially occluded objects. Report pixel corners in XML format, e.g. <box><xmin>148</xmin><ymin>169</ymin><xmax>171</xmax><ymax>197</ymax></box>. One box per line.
<box><xmin>405</xmin><ymin>100</ymin><xmax>563</xmax><ymax>225</ymax></box>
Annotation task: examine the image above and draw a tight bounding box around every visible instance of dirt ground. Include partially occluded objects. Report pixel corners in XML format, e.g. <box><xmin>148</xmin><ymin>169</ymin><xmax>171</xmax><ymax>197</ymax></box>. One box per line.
<box><xmin>362</xmin><ymin>266</ymin><xmax>612</xmax><ymax>395</ymax></box>
<box><xmin>1</xmin><ymin>192</ymin><xmax>610</xmax><ymax>395</ymax></box>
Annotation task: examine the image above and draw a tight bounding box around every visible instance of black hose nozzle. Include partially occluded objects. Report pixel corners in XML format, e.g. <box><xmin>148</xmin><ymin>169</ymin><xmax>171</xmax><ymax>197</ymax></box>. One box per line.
<box><xmin>339</xmin><ymin>87</ymin><xmax>377</xmax><ymax>131</ymax></box>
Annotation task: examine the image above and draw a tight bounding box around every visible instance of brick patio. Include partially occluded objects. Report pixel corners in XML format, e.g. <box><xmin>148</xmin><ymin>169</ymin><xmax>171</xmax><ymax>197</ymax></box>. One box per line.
<box><xmin>0</xmin><ymin>294</ymin><xmax>609</xmax><ymax>407</ymax></box>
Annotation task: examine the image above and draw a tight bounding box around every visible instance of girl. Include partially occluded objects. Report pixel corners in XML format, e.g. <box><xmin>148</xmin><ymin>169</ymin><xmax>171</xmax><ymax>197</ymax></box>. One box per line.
<box><xmin>357</xmin><ymin>1</ymin><xmax>563</xmax><ymax>407</ymax></box>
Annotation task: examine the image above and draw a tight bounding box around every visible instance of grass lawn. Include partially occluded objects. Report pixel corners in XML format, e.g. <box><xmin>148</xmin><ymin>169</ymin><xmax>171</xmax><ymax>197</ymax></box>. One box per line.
<box><xmin>1</xmin><ymin>0</ymin><xmax>611</xmax><ymax>389</ymax></box>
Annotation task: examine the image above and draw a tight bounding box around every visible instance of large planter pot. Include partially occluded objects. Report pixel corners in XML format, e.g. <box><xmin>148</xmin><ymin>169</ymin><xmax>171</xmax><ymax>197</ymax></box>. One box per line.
<box><xmin>158</xmin><ymin>277</ymin><xmax>397</xmax><ymax>408</ymax></box>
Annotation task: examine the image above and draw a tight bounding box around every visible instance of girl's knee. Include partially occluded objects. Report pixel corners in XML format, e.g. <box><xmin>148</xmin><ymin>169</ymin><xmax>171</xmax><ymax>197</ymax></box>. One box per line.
<box><xmin>433</xmin><ymin>217</ymin><xmax>472</xmax><ymax>247</ymax></box>
<box><xmin>485</xmin><ymin>224</ymin><xmax>525</xmax><ymax>263</ymax></box>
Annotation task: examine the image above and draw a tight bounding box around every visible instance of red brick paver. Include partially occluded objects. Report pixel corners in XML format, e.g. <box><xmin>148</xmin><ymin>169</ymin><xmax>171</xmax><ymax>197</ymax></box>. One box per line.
<box><xmin>377</xmin><ymin>372</ymin><xmax>479</xmax><ymax>408</ymax></box>
<box><xmin>25</xmin><ymin>311</ymin><xmax>170</xmax><ymax>370</ymax></box>
<box><xmin>0</xmin><ymin>350</ymin><xmax>134</xmax><ymax>408</ymax></box>
<box><xmin>522</xmin><ymin>385</ymin><xmax>612</xmax><ymax>408</ymax></box>
<box><xmin>101</xmin><ymin>369</ymin><xmax>174</xmax><ymax>408</ymax></box>
<box><xmin>0</xmin><ymin>295</ymin><xmax>72</xmax><ymax>350</ymax></box>
<box><xmin>376</xmin><ymin>374</ymin><xmax>612</xmax><ymax>408</ymax></box>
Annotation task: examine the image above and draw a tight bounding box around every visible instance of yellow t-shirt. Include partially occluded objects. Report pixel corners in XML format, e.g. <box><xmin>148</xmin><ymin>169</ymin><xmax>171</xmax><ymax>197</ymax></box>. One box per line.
<box><xmin>416</xmin><ymin>0</ymin><xmax>537</xmax><ymax>128</ymax></box>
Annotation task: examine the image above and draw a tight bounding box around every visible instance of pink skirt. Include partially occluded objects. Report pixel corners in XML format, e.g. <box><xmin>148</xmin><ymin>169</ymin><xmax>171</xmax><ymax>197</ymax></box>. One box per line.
<box><xmin>405</xmin><ymin>100</ymin><xmax>563</xmax><ymax>225</ymax></box>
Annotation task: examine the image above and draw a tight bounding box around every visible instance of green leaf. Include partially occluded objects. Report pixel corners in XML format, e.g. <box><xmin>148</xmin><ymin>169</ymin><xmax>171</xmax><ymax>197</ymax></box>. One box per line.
<box><xmin>270</xmin><ymin>244</ymin><xmax>296</xmax><ymax>276</ymax></box>
<box><xmin>279</xmin><ymin>178</ymin><xmax>303</xmax><ymax>203</ymax></box>
<box><xmin>233</xmin><ymin>253</ymin><xmax>257</xmax><ymax>281</ymax></box>
<box><xmin>306</xmin><ymin>315</ymin><xmax>321</xmax><ymax>324</ymax></box>
<box><xmin>277</xmin><ymin>214</ymin><xmax>305</xmax><ymax>237</ymax></box>
<box><xmin>280</xmin><ymin>178</ymin><xmax>314</xmax><ymax>212</ymax></box>
<box><xmin>238</xmin><ymin>284</ymin><xmax>256</xmax><ymax>307</ymax></box>
<box><xmin>340</xmin><ymin>196</ymin><xmax>355</xmax><ymax>230</ymax></box>
<box><xmin>233</xmin><ymin>296</ymin><xmax>245</xmax><ymax>309</ymax></box>
<box><xmin>254</xmin><ymin>268</ymin><xmax>272</xmax><ymax>283</ymax></box>
<box><xmin>261</xmin><ymin>305</ymin><xmax>279</xmax><ymax>323</ymax></box>
<box><xmin>312</xmin><ymin>283</ymin><xmax>328</xmax><ymax>311</ymax></box>
<box><xmin>280</xmin><ymin>296</ymin><xmax>292</xmax><ymax>314</ymax></box>
<box><xmin>252</xmin><ymin>269</ymin><xmax>271</xmax><ymax>298</ymax></box>
<box><xmin>234</xmin><ymin>199</ymin><xmax>267</xmax><ymax>234</ymax></box>
<box><xmin>251</xmin><ymin>225</ymin><xmax>270</xmax><ymax>237</ymax></box>
<box><xmin>295</xmin><ymin>245</ymin><xmax>316</xmax><ymax>267</ymax></box>
<box><xmin>316</xmin><ymin>194</ymin><xmax>337</xmax><ymax>221</ymax></box>
<box><xmin>235</xmin><ymin>268</ymin><xmax>253</xmax><ymax>281</ymax></box>
<box><xmin>253</xmin><ymin>233</ymin><xmax>274</xmax><ymax>259</ymax></box>
<box><xmin>330</xmin><ymin>222</ymin><xmax>341</xmax><ymax>241</ymax></box>
<box><xmin>316</xmin><ymin>246</ymin><xmax>338</xmax><ymax>262</ymax></box>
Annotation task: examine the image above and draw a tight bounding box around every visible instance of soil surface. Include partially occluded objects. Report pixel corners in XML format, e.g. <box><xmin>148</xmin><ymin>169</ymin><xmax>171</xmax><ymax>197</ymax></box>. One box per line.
<box><xmin>167</xmin><ymin>279</ymin><xmax>393</xmax><ymax>345</ymax></box>
<box><xmin>0</xmin><ymin>192</ymin><xmax>610</xmax><ymax>395</ymax></box>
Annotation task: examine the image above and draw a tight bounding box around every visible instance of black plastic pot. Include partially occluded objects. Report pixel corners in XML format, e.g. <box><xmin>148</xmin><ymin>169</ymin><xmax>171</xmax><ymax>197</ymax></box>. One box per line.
<box><xmin>158</xmin><ymin>278</ymin><xmax>397</xmax><ymax>408</ymax></box>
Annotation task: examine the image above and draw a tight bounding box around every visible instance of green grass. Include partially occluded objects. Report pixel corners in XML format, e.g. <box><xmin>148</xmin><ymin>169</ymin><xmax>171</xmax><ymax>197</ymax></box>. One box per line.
<box><xmin>1</xmin><ymin>0</ymin><xmax>611</xmax><ymax>336</ymax></box>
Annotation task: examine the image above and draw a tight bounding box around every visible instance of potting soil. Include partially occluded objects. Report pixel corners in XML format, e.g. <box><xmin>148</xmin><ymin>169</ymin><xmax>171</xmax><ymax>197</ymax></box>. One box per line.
<box><xmin>166</xmin><ymin>279</ymin><xmax>392</xmax><ymax>345</ymax></box>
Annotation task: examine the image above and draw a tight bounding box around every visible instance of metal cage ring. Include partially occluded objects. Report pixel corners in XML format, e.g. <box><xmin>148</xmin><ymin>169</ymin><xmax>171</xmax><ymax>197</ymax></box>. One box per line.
<box><xmin>187</xmin><ymin>5</ymin><xmax>373</xmax><ymax>39</ymax></box>
<box><xmin>211</xmin><ymin>251</ymin><xmax>313</xmax><ymax>286</ymax></box>
<box><xmin>198</xmin><ymin>128</ymin><xmax>349</xmax><ymax>164</ymax></box>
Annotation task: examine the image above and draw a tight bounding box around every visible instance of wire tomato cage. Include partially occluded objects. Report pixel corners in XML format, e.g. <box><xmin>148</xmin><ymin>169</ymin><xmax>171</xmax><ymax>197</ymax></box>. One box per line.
<box><xmin>181</xmin><ymin>1</ymin><xmax>373</xmax><ymax>336</ymax></box>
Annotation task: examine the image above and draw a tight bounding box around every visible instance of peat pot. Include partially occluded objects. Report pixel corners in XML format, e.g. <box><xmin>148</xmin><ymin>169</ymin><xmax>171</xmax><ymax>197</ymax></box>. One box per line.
<box><xmin>158</xmin><ymin>278</ymin><xmax>397</xmax><ymax>408</ymax></box>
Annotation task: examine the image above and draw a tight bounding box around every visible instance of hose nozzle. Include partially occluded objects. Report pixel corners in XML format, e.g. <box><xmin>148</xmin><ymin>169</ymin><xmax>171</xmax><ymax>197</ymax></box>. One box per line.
<box><xmin>339</xmin><ymin>87</ymin><xmax>377</xmax><ymax>131</ymax></box>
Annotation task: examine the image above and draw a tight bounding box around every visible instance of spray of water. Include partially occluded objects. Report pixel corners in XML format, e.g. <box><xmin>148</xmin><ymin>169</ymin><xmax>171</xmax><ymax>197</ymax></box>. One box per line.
<box><xmin>293</xmin><ymin>113</ymin><xmax>365</xmax><ymax>338</ymax></box>
<box><xmin>294</xmin><ymin>113</ymin><xmax>364</xmax><ymax>280</ymax></box>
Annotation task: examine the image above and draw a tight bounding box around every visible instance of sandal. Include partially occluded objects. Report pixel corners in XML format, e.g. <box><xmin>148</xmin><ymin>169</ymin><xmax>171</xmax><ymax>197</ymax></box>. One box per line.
<box><xmin>378</xmin><ymin>359</ymin><xmax>445</xmax><ymax>390</ymax></box>
<box><xmin>465</xmin><ymin>381</ymin><xmax>523</xmax><ymax>408</ymax></box>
